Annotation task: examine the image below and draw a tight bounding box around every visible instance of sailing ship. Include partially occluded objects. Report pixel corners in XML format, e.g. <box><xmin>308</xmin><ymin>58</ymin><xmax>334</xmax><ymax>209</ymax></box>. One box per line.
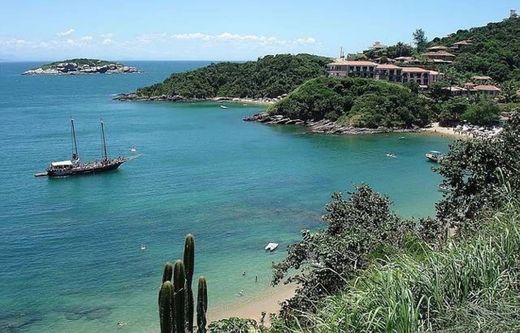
<box><xmin>35</xmin><ymin>119</ymin><xmax>127</xmax><ymax>177</ymax></box>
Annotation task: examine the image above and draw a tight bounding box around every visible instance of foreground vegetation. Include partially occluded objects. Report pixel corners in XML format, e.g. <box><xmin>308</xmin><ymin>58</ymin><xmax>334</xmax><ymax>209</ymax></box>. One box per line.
<box><xmin>136</xmin><ymin>54</ymin><xmax>330</xmax><ymax>99</ymax></box>
<box><xmin>265</xmin><ymin>113</ymin><xmax>520</xmax><ymax>332</ymax></box>
<box><xmin>309</xmin><ymin>202</ymin><xmax>520</xmax><ymax>332</ymax></box>
<box><xmin>268</xmin><ymin>77</ymin><xmax>430</xmax><ymax>128</ymax></box>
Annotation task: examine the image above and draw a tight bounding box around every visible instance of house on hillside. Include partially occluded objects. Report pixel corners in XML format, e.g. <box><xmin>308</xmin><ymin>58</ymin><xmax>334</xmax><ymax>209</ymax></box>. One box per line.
<box><xmin>422</xmin><ymin>50</ymin><xmax>456</xmax><ymax>62</ymax></box>
<box><xmin>401</xmin><ymin>67</ymin><xmax>441</xmax><ymax>87</ymax></box>
<box><xmin>326</xmin><ymin>60</ymin><xmax>441</xmax><ymax>87</ymax></box>
<box><xmin>446</xmin><ymin>82</ymin><xmax>501</xmax><ymax>97</ymax></box>
<box><xmin>326</xmin><ymin>60</ymin><xmax>377</xmax><ymax>78</ymax></box>
<box><xmin>451</xmin><ymin>40</ymin><xmax>472</xmax><ymax>51</ymax></box>
<box><xmin>375</xmin><ymin>64</ymin><xmax>402</xmax><ymax>83</ymax></box>
<box><xmin>371</xmin><ymin>41</ymin><xmax>386</xmax><ymax>50</ymax></box>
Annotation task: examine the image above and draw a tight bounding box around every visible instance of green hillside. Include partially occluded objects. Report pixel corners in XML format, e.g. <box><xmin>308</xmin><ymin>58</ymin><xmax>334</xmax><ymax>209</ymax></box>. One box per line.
<box><xmin>268</xmin><ymin>76</ymin><xmax>431</xmax><ymax>128</ymax></box>
<box><xmin>430</xmin><ymin>17</ymin><xmax>520</xmax><ymax>82</ymax></box>
<box><xmin>136</xmin><ymin>54</ymin><xmax>331</xmax><ymax>99</ymax></box>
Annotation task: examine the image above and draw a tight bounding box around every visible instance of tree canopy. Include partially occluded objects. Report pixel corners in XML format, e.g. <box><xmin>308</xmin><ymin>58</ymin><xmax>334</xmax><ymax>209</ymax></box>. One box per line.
<box><xmin>136</xmin><ymin>54</ymin><xmax>331</xmax><ymax>99</ymax></box>
<box><xmin>268</xmin><ymin>77</ymin><xmax>431</xmax><ymax>128</ymax></box>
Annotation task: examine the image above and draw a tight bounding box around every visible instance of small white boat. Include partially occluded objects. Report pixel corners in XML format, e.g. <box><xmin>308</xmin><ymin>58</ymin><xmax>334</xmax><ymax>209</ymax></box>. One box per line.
<box><xmin>386</xmin><ymin>153</ymin><xmax>397</xmax><ymax>158</ymax></box>
<box><xmin>265</xmin><ymin>242</ymin><xmax>279</xmax><ymax>252</ymax></box>
<box><xmin>426</xmin><ymin>150</ymin><xmax>444</xmax><ymax>163</ymax></box>
<box><xmin>130</xmin><ymin>146</ymin><xmax>137</xmax><ymax>152</ymax></box>
<box><xmin>140</xmin><ymin>244</ymin><xmax>146</xmax><ymax>251</ymax></box>
<box><xmin>220</xmin><ymin>105</ymin><xmax>228</xmax><ymax>109</ymax></box>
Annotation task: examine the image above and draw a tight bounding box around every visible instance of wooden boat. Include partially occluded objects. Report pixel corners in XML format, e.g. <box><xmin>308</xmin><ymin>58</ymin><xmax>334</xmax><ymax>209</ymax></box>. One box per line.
<box><xmin>35</xmin><ymin>119</ymin><xmax>127</xmax><ymax>177</ymax></box>
<box><xmin>425</xmin><ymin>150</ymin><xmax>444</xmax><ymax>163</ymax></box>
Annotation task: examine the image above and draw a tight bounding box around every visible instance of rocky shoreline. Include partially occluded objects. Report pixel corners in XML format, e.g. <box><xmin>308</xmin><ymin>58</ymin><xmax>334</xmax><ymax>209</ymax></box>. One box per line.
<box><xmin>243</xmin><ymin>112</ymin><xmax>420</xmax><ymax>135</ymax></box>
<box><xmin>23</xmin><ymin>62</ymin><xmax>138</xmax><ymax>75</ymax></box>
<box><xmin>114</xmin><ymin>93</ymin><xmax>278</xmax><ymax>104</ymax></box>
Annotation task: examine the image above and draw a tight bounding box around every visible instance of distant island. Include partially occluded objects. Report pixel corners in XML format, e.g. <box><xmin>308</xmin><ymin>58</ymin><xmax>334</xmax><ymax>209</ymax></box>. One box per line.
<box><xmin>23</xmin><ymin>58</ymin><xmax>139</xmax><ymax>75</ymax></box>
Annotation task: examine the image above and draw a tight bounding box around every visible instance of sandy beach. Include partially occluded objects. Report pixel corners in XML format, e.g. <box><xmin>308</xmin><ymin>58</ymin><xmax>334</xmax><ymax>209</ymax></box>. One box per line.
<box><xmin>209</xmin><ymin>283</ymin><xmax>296</xmax><ymax>325</ymax></box>
<box><xmin>422</xmin><ymin>122</ymin><xmax>470</xmax><ymax>139</ymax></box>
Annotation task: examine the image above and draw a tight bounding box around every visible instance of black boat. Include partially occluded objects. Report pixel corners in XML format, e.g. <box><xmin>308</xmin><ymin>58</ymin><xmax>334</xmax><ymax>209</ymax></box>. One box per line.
<box><xmin>35</xmin><ymin>119</ymin><xmax>127</xmax><ymax>177</ymax></box>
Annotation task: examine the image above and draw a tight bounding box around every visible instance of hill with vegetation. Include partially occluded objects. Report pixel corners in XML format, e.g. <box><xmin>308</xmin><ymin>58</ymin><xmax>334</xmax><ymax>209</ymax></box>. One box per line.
<box><xmin>267</xmin><ymin>77</ymin><xmax>431</xmax><ymax>129</ymax></box>
<box><xmin>430</xmin><ymin>17</ymin><xmax>520</xmax><ymax>83</ymax></box>
<box><xmin>134</xmin><ymin>54</ymin><xmax>330</xmax><ymax>99</ymax></box>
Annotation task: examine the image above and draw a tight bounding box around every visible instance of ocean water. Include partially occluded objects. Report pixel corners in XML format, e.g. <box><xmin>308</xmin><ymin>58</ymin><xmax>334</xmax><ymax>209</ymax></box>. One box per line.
<box><xmin>0</xmin><ymin>61</ymin><xmax>452</xmax><ymax>332</ymax></box>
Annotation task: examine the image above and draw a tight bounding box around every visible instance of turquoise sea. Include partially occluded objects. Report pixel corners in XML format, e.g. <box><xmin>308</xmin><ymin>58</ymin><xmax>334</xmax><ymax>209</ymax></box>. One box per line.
<box><xmin>0</xmin><ymin>61</ymin><xmax>452</xmax><ymax>332</ymax></box>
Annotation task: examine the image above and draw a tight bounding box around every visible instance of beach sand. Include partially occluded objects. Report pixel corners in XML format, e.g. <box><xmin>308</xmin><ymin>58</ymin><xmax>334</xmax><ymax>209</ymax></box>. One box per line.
<box><xmin>209</xmin><ymin>283</ymin><xmax>296</xmax><ymax>325</ymax></box>
<box><xmin>423</xmin><ymin>122</ymin><xmax>470</xmax><ymax>139</ymax></box>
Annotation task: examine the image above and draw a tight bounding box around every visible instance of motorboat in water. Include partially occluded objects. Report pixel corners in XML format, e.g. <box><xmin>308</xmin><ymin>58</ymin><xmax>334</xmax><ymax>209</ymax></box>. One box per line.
<box><xmin>265</xmin><ymin>242</ymin><xmax>279</xmax><ymax>252</ymax></box>
<box><xmin>425</xmin><ymin>150</ymin><xmax>444</xmax><ymax>163</ymax></box>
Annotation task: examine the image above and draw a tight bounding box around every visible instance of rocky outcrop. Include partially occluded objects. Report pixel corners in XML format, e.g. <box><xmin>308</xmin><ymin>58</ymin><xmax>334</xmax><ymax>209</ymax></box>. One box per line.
<box><xmin>114</xmin><ymin>93</ymin><xmax>184</xmax><ymax>101</ymax></box>
<box><xmin>243</xmin><ymin>112</ymin><xmax>419</xmax><ymax>135</ymax></box>
<box><xmin>114</xmin><ymin>94</ymin><xmax>279</xmax><ymax>104</ymax></box>
<box><xmin>23</xmin><ymin>61</ymin><xmax>139</xmax><ymax>75</ymax></box>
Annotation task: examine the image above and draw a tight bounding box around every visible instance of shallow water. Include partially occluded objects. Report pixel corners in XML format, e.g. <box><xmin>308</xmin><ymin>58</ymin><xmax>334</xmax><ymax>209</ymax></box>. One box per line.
<box><xmin>0</xmin><ymin>61</ymin><xmax>452</xmax><ymax>332</ymax></box>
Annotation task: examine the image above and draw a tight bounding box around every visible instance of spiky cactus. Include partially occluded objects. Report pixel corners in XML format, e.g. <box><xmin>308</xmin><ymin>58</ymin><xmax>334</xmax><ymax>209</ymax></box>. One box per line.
<box><xmin>159</xmin><ymin>281</ymin><xmax>174</xmax><ymax>333</ymax></box>
<box><xmin>174</xmin><ymin>260</ymin><xmax>186</xmax><ymax>333</ymax></box>
<box><xmin>158</xmin><ymin>235</ymin><xmax>207</xmax><ymax>333</ymax></box>
<box><xmin>184</xmin><ymin>234</ymin><xmax>195</xmax><ymax>332</ymax></box>
<box><xmin>162</xmin><ymin>262</ymin><xmax>174</xmax><ymax>283</ymax></box>
<box><xmin>196</xmin><ymin>277</ymin><xmax>208</xmax><ymax>333</ymax></box>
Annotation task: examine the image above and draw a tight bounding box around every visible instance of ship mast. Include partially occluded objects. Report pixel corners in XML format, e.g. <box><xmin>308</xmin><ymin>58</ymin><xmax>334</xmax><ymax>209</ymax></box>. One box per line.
<box><xmin>70</xmin><ymin>119</ymin><xmax>79</xmax><ymax>161</ymax></box>
<box><xmin>100</xmin><ymin>120</ymin><xmax>108</xmax><ymax>161</ymax></box>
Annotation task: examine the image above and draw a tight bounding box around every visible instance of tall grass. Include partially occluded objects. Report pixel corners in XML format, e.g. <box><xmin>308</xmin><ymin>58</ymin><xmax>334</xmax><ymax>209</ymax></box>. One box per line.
<box><xmin>305</xmin><ymin>201</ymin><xmax>520</xmax><ymax>332</ymax></box>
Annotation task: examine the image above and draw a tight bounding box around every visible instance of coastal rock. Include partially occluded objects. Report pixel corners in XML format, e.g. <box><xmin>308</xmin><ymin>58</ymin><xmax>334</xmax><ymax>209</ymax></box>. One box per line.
<box><xmin>243</xmin><ymin>112</ymin><xmax>420</xmax><ymax>136</ymax></box>
<box><xmin>23</xmin><ymin>60</ymin><xmax>139</xmax><ymax>75</ymax></box>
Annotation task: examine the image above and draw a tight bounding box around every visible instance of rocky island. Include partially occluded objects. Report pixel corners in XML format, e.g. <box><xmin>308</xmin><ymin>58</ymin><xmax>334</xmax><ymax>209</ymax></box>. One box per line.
<box><xmin>23</xmin><ymin>58</ymin><xmax>138</xmax><ymax>75</ymax></box>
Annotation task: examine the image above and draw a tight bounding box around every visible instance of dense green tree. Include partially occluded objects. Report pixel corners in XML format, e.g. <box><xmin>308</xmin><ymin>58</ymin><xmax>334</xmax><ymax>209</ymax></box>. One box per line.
<box><xmin>272</xmin><ymin>185</ymin><xmax>415</xmax><ymax>325</ymax></box>
<box><xmin>461</xmin><ymin>100</ymin><xmax>500</xmax><ymax>126</ymax></box>
<box><xmin>436</xmin><ymin>112</ymin><xmax>520</xmax><ymax>230</ymax></box>
<box><xmin>413</xmin><ymin>28</ymin><xmax>428</xmax><ymax>52</ymax></box>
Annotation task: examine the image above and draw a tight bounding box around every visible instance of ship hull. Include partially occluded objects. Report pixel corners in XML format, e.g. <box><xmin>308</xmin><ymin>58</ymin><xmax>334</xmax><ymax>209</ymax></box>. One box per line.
<box><xmin>47</xmin><ymin>160</ymin><xmax>126</xmax><ymax>177</ymax></box>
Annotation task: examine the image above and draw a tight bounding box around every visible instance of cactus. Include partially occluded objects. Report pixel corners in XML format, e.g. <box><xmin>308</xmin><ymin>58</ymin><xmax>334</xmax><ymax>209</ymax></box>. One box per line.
<box><xmin>159</xmin><ymin>281</ymin><xmax>174</xmax><ymax>333</ymax></box>
<box><xmin>196</xmin><ymin>277</ymin><xmax>208</xmax><ymax>333</ymax></box>
<box><xmin>158</xmin><ymin>235</ymin><xmax>207</xmax><ymax>333</ymax></box>
<box><xmin>184</xmin><ymin>234</ymin><xmax>195</xmax><ymax>332</ymax></box>
<box><xmin>162</xmin><ymin>262</ymin><xmax>174</xmax><ymax>283</ymax></box>
<box><xmin>174</xmin><ymin>260</ymin><xmax>186</xmax><ymax>333</ymax></box>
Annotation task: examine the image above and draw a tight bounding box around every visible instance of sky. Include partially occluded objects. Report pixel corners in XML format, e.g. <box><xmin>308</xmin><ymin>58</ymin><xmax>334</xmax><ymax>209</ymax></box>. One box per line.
<box><xmin>0</xmin><ymin>0</ymin><xmax>518</xmax><ymax>61</ymax></box>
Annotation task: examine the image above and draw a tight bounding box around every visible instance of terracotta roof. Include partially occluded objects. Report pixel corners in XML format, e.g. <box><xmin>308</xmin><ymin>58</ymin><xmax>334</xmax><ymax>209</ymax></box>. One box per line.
<box><xmin>422</xmin><ymin>51</ymin><xmax>456</xmax><ymax>57</ymax></box>
<box><xmin>474</xmin><ymin>85</ymin><xmax>501</xmax><ymax>92</ymax></box>
<box><xmin>376</xmin><ymin>64</ymin><xmax>401</xmax><ymax>69</ymax></box>
<box><xmin>327</xmin><ymin>60</ymin><xmax>377</xmax><ymax>66</ymax></box>
<box><xmin>427</xmin><ymin>45</ymin><xmax>448</xmax><ymax>50</ymax></box>
<box><xmin>401</xmin><ymin>67</ymin><xmax>430</xmax><ymax>73</ymax></box>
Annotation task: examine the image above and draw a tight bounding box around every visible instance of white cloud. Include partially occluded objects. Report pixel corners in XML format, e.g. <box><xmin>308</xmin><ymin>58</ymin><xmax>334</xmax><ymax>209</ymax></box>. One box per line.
<box><xmin>102</xmin><ymin>38</ymin><xmax>113</xmax><ymax>45</ymax></box>
<box><xmin>100</xmin><ymin>33</ymin><xmax>114</xmax><ymax>38</ymax></box>
<box><xmin>170</xmin><ymin>32</ymin><xmax>316</xmax><ymax>46</ymax></box>
<box><xmin>56</xmin><ymin>28</ymin><xmax>75</xmax><ymax>37</ymax></box>
<box><xmin>80</xmin><ymin>36</ymin><xmax>93</xmax><ymax>41</ymax></box>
